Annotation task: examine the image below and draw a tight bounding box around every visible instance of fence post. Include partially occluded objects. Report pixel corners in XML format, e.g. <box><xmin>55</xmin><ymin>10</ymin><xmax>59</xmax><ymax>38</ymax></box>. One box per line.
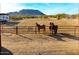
<box><xmin>16</xmin><ymin>26</ymin><xmax>18</xmax><ymax>35</ymax></box>
<box><xmin>35</xmin><ymin>26</ymin><xmax>37</xmax><ymax>34</ymax></box>
<box><xmin>0</xmin><ymin>23</ymin><xmax>1</xmax><ymax>55</ymax></box>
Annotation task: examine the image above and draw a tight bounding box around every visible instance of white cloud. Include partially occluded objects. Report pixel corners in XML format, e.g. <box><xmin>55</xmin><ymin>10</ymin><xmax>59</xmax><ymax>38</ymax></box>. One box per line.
<box><xmin>1</xmin><ymin>3</ymin><xmax>25</xmax><ymax>13</ymax></box>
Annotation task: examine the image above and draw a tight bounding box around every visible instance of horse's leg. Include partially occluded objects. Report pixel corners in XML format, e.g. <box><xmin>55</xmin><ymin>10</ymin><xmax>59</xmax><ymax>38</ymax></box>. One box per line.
<box><xmin>38</xmin><ymin>28</ymin><xmax>40</xmax><ymax>33</ymax></box>
<box><xmin>50</xmin><ymin>26</ymin><xmax>54</xmax><ymax>35</ymax></box>
<box><xmin>53</xmin><ymin>28</ymin><xmax>56</xmax><ymax>35</ymax></box>
<box><xmin>56</xmin><ymin>26</ymin><xmax>58</xmax><ymax>34</ymax></box>
<box><xmin>43</xmin><ymin>26</ymin><xmax>46</xmax><ymax>32</ymax></box>
<box><xmin>51</xmin><ymin>29</ymin><xmax>54</xmax><ymax>35</ymax></box>
<box><xmin>54</xmin><ymin>26</ymin><xmax>58</xmax><ymax>35</ymax></box>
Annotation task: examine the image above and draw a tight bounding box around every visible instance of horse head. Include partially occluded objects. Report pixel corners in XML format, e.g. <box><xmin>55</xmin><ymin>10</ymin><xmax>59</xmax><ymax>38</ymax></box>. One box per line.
<box><xmin>50</xmin><ymin>22</ymin><xmax>54</xmax><ymax>26</ymax></box>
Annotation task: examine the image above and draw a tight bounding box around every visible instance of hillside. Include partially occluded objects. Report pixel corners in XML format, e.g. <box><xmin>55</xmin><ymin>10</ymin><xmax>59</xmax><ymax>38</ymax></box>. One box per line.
<box><xmin>8</xmin><ymin>9</ymin><xmax>45</xmax><ymax>16</ymax></box>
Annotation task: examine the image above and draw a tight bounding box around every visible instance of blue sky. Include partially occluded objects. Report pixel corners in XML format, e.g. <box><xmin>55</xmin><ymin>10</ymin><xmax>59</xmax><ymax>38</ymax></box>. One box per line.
<box><xmin>1</xmin><ymin>3</ymin><xmax>79</xmax><ymax>15</ymax></box>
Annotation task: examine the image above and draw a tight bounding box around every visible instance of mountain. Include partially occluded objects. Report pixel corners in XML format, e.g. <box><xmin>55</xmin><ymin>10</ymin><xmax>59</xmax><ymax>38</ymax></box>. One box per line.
<box><xmin>8</xmin><ymin>9</ymin><xmax>45</xmax><ymax>16</ymax></box>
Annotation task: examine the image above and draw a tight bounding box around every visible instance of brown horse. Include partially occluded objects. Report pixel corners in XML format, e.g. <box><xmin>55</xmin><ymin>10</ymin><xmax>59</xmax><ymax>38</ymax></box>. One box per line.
<box><xmin>36</xmin><ymin>22</ymin><xmax>46</xmax><ymax>33</ymax></box>
<box><xmin>49</xmin><ymin>22</ymin><xmax>58</xmax><ymax>35</ymax></box>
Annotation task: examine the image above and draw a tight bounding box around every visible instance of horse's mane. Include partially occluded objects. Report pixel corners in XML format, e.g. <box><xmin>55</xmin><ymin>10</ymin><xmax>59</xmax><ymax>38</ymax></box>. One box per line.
<box><xmin>36</xmin><ymin>22</ymin><xmax>44</xmax><ymax>26</ymax></box>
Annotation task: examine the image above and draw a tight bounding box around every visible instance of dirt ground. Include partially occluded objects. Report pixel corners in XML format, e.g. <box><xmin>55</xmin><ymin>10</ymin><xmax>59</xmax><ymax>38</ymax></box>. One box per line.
<box><xmin>1</xmin><ymin>33</ymin><xmax>79</xmax><ymax>55</ymax></box>
<box><xmin>1</xmin><ymin>18</ymin><xmax>79</xmax><ymax>55</ymax></box>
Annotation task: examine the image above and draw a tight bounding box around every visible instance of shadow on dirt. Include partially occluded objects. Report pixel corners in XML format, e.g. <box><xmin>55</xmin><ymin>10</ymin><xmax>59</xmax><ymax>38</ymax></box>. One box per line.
<box><xmin>48</xmin><ymin>33</ymin><xmax>79</xmax><ymax>41</ymax></box>
<box><xmin>0</xmin><ymin>47</ymin><xmax>13</xmax><ymax>55</ymax></box>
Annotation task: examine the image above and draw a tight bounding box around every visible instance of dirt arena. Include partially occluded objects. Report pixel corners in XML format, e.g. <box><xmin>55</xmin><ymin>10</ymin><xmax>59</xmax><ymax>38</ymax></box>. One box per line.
<box><xmin>1</xmin><ymin>18</ymin><xmax>79</xmax><ymax>55</ymax></box>
<box><xmin>1</xmin><ymin>33</ymin><xmax>79</xmax><ymax>55</ymax></box>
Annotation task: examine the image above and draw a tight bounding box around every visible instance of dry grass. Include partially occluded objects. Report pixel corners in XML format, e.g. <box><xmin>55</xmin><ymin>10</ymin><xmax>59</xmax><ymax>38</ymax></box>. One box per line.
<box><xmin>18</xmin><ymin>18</ymin><xmax>79</xmax><ymax>26</ymax></box>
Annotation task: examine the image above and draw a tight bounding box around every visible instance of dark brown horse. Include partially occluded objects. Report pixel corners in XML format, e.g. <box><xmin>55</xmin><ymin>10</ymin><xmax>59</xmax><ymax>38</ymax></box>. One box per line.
<box><xmin>49</xmin><ymin>22</ymin><xmax>58</xmax><ymax>35</ymax></box>
<box><xmin>36</xmin><ymin>23</ymin><xmax>46</xmax><ymax>33</ymax></box>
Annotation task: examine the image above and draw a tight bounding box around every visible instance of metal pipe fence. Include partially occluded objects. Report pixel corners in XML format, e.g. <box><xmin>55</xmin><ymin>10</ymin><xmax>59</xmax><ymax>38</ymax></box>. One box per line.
<box><xmin>0</xmin><ymin>26</ymin><xmax>79</xmax><ymax>55</ymax></box>
<box><xmin>1</xmin><ymin>26</ymin><xmax>79</xmax><ymax>36</ymax></box>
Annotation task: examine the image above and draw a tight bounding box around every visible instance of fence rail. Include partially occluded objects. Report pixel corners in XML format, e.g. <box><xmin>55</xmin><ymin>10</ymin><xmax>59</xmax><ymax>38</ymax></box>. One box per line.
<box><xmin>1</xmin><ymin>26</ymin><xmax>79</xmax><ymax>36</ymax></box>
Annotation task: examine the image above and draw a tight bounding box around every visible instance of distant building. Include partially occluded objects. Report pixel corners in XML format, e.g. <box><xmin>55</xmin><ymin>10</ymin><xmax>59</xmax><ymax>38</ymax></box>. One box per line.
<box><xmin>0</xmin><ymin>13</ymin><xmax>9</xmax><ymax>23</ymax></box>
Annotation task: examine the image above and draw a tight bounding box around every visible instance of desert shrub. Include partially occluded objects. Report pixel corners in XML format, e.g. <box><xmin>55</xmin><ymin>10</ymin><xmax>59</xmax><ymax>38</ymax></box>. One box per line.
<box><xmin>56</xmin><ymin>14</ymin><xmax>68</xmax><ymax>19</ymax></box>
<box><xmin>9</xmin><ymin>16</ymin><xmax>36</xmax><ymax>20</ymax></box>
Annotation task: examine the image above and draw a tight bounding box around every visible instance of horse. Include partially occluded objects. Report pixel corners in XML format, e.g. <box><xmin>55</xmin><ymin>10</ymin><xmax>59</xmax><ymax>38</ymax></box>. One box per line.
<box><xmin>36</xmin><ymin>22</ymin><xmax>46</xmax><ymax>33</ymax></box>
<box><xmin>49</xmin><ymin>22</ymin><xmax>58</xmax><ymax>35</ymax></box>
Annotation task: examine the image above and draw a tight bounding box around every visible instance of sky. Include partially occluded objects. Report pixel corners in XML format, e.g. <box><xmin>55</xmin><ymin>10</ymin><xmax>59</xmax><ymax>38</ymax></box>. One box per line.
<box><xmin>1</xmin><ymin>3</ymin><xmax>79</xmax><ymax>15</ymax></box>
